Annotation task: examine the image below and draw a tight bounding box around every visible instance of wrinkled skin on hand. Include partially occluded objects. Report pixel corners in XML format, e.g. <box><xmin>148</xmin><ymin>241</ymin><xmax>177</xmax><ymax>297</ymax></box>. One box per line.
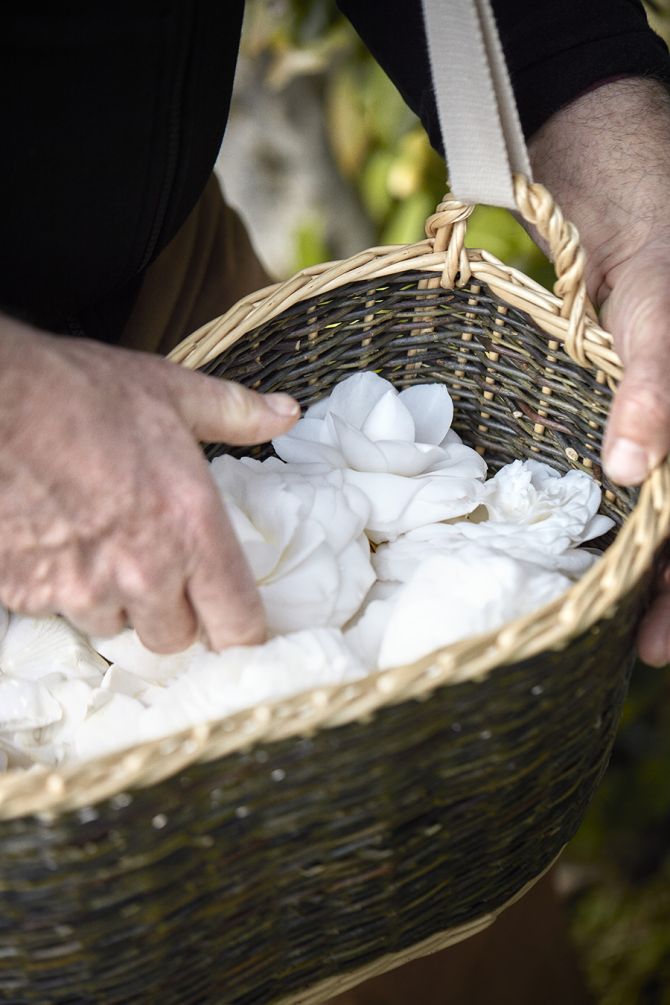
<box><xmin>529</xmin><ymin>78</ymin><xmax>670</xmax><ymax>666</ymax></box>
<box><xmin>0</xmin><ymin>320</ymin><xmax>299</xmax><ymax>652</ymax></box>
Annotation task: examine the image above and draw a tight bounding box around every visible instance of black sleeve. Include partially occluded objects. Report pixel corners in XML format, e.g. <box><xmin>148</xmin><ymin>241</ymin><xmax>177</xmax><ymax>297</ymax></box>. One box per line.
<box><xmin>336</xmin><ymin>0</ymin><xmax>670</xmax><ymax>151</ymax></box>
<box><xmin>0</xmin><ymin>2</ymin><xmax>243</xmax><ymax>341</ymax></box>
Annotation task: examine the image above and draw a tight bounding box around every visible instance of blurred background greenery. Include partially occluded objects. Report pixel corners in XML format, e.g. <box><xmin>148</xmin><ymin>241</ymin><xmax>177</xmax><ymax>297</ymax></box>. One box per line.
<box><xmin>218</xmin><ymin>2</ymin><xmax>670</xmax><ymax>1001</ymax></box>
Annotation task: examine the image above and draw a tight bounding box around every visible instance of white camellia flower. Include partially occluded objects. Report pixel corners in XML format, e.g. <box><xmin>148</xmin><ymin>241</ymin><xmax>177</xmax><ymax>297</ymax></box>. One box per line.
<box><xmin>482</xmin><ymin>459</ymin><xmax>614</xmax><ymax>545</ymax></box>
<box><xmin>272</xmin><ymin>372</ymin><xmax>487</xmax><ymax>542</ymax></box>
<box><xmin>210</xmin><ymin>455</ymin><xmax>375</xmax><ymax>633</ymax></box>
<box><xmin>346</xmin><ymin>547</ymin><xmax>572</xmax><ymax>670</ymax></box>
<box><xmin>374</xmin><ymin>459</ymin><xmax>614</xmax><ymax>580</ymax></box>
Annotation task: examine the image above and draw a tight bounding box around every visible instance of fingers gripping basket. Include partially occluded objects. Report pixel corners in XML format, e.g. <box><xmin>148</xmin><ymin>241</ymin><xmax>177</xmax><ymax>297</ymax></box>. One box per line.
<box><xmin>0</xmin><ymin>177</ymin><xmax>669</xmax><ymax>1005</ymax></box>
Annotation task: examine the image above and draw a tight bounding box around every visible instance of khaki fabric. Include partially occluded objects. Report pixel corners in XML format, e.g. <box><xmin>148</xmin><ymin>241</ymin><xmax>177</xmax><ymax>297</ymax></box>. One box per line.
<box><xmin>120</xmin><ymin>173</ymin><xmax>271</xmax><ymax>356</ymax></box>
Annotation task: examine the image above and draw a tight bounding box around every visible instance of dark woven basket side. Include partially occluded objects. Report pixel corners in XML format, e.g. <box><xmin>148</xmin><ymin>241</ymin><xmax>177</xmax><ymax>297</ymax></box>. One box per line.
<box><xmin>0</xmin><ymin>615</ymin><xmax>635</xmax><ymax>1005</ymax></box>
<box><xmin>201</xmin><ymin>273</ymin><xmax>635</xmax><ymax>528</ymax></box>
<box><xmin>0</xmin><ymin>272</ymin><xmax>647</xmax><ymax>1004</ymax></box>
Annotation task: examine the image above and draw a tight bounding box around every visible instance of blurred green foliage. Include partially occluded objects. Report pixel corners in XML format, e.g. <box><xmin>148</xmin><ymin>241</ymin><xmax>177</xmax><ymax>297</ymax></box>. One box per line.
<box><xmin>568</xmin><ymin>665</ymin><xmax>670</xmax><ymax>1004</ymax></box>
<box><xmin>243</xmin><ymin>0</ymin><xmax>553</xmax><ymax>284</ymax></box>
<box><xmin>242</xmin><ymin>2</ymin><xmax>670</xmax><ymax>1001</ymax></box>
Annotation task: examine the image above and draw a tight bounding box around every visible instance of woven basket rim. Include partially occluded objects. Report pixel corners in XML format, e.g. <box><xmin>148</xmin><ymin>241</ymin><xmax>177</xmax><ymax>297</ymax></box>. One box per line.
<box><xmin>1</xmin><ymin>237</ymin><xmax>668</xmax><ymax>822</ymax></box>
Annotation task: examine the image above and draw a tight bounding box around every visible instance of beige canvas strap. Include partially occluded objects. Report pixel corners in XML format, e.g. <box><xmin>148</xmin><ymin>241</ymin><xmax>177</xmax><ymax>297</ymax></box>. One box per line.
<box><xmin>421</xmin><ymin>0</ymin><xmax>533</xmax><ymax>209</ymax></box>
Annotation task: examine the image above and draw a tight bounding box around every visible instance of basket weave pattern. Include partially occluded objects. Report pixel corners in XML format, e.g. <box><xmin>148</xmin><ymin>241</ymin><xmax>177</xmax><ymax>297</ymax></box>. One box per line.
<box><xmin>0</xmin><ymin>613</ymin><xmax>634</xmax><ymax>1004</ymax></box>
<box><xmin>1</xmin><ymin>181</ymin><xmax>669</xmax><ymax>1004</ymax></box>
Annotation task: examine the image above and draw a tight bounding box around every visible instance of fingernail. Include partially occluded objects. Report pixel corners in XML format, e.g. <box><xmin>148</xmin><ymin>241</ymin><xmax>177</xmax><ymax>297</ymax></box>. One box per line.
<box><xmin>640</xmin><ymin>626</ymin><xmax>670</xmax><ymax>668</ymax></box>
<box><xmin>604</xmin><ymin>437</ymin><xmax>650</xmax><ymax>485</ymax></box>
<box><xmin>264</xmin><ymin>393</ymin><xmax>301</xmax><ymax>418</ymax></box>
<box><xmin>643</xmin><ymin>647</ymin><xmax>670</xmax><ymax>669</ymax></box>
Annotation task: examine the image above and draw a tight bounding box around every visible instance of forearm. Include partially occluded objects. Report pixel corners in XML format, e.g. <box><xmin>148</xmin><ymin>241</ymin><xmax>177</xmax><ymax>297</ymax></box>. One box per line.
<box><xmin>337</xmin><ymin>0</ymin><xmax>670</xmax><ymax>162</ymax></box>
<box><xmin>521</xmin><ymin>77</ymin><xmax>670</xmax><ymax>666</ymax></box>
<box><xmin>527</xmin><ymin>77</ymin><xmax>670</xmax><ymax>305</ymax></box>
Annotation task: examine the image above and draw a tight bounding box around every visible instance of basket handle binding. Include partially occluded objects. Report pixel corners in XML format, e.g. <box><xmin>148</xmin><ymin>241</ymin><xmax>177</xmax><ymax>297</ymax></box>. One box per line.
<box><xmin>421</xmin><ymin>0</ymin><xmax>589</xmax><ymax>366</ymax></box>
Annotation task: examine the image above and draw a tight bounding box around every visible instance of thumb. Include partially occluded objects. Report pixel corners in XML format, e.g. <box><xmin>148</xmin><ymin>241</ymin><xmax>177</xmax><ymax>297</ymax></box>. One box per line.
<box><xmin>601</xmin><ymin>255</ymin><xmax>670</xmax><ymax>486</ymax></box>
<box><xmin>165</xmin><ymin>363</ymin><xmax>300</xmax><ymax>445</ymax></box>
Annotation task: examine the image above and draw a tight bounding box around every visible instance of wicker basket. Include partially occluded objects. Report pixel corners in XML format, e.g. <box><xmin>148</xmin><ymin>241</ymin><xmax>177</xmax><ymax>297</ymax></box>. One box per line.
<box><xmin>0</xmin><ymin>178</ymin><xmax>669</xmax><ymax>1005</ymax></box>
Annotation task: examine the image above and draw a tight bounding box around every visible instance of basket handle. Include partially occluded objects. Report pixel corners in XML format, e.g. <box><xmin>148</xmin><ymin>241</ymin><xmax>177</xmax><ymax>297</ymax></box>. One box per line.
<box><xmin>422</xmin><ymin>0</ymin><xmax>531</xmax><ymax>210</ymax></box>
<box><xmin>421</xmin><ymin>0</ymin><xmax>588</xmax><ymax>357</ymax></box>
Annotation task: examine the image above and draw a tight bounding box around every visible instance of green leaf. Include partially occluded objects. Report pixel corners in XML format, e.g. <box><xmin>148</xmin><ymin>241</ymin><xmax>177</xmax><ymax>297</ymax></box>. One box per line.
<box><xmin>380</xmin><ymin>191</ymin><xmax>434</xmax><ymax>245</ymax></box>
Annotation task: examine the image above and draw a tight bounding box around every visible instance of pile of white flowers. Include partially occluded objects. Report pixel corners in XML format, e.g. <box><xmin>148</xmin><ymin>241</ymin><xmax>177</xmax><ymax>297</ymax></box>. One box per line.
<box><xmin>0</xmin><ymin>372</ymin><xmax>614</xmax><ymax>769</ymax></box>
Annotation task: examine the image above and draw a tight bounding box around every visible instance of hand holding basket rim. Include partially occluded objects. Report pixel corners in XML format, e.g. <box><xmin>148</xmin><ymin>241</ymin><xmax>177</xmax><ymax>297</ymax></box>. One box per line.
<box><xmin>0</xmin><ymin>372</ymin><xmax>616</xmax><ymax>766</ymax></box>
<box><xmin>529</xmin><ymin>77</ymin><xmax>670</xmax><ymax>667</ymax></box>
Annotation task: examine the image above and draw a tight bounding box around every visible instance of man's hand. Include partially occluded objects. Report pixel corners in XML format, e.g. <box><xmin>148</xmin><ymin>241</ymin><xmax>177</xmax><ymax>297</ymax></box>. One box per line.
<box><xmin>0</xmin><ymin>318</ymin><xmax>299</xmax><ymax>652</ymax></box>
<box><xmin>529</xmin><ymin>78</ymin><xmax>670</xmax><ymax>666</ymax></box>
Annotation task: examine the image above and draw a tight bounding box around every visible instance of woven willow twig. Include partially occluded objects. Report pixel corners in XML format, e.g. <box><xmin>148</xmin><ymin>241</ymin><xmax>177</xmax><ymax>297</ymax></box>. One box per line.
<box><xmin>0</xmin><ymin>184</ymin><xmax>668</xmax><ymax>823</ymax></box>
<box><xmin>272</xmin><ymin>851</ymin><xmax>560</xmax><ymax>1005</ymax></box>
<box><xmin>424</xmin><ymin>195</ymin><xmax>474</xmax><ymax>287</ymax></box>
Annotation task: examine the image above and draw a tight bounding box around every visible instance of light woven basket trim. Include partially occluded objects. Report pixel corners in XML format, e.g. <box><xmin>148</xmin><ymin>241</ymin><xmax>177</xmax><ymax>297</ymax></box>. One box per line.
<box><xmin>273</xmin><ymin>923</ymin><xmax>492</xmax><ymax>1005</ymax></box>
<box><xmin>0</xmin><ymin>178</ymin><xmax>668</xmax><ymax>820</ymax></box>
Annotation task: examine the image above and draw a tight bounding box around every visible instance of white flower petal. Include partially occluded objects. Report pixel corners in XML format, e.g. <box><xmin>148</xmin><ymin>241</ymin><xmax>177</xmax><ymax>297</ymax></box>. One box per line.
<box><xmin>377</xmin><ymin>550</ymin><xmax>571</xmax><ymax>668</ymax></box>
<box><xmin>0</xmin><ymin>615</ymin><xmax>107</xmax><ymax>683</ymax></box>
<box><xmin>210</xmin><ymin>456</ymin><xmax>376</xmax><ymax>634</ymax></box>
<box><xmin>101</xmin><ymin>665</ymin><xmax>155</xmax><ymax>700</ymax></box>
<box><xmin>262</xmin><ymin>513</ymin><xmax>326</xmax><ymax>583</ymax></box>
<box><xmin>345</xmin><ymin>470</ymin><xmax>483</xmax><ymax>542</ymax></box>
<box><xmin>344</xmin><ymin>598</ymin><xmax>395</xmax><ymax>669</ymax></box>
<box><xmin>582</xmin><ymin>513</ymin><xmax>615</xmax><ymax>542</ymax></box>
<box><xmin>0</xmin><ymin>737</ymin><xmax>35</xmax><ymax>769</ymax></box>
<box><xmin>330</xmin><ymin>414</ymin><xmax>389</xmax><ymax>472</ymax></box>
<box><xmin>74</xmin><ymin>694</ymin><xmax>145</xmax><ymax>761</ymax></box>
<box><xmin>29</xmin><ymin>679</ymin><xmax>98</xmax><ymax>763</ymax></box>
<box><xmin>377</xmin><ymin>440</ymin><xmax>446</xmax><ymax>476</ymax></box>
<box><xmin>305</xmin><ymin>395</ymin><xmax>331</xmax><ymax>419</ymax></box>
<box><xmin>272</xmin><ymin>436</ymin><xmax>345</xmax><ymax>468</ymax></box>
<box><xmin>430</xmin><ymin>442</ymin><xmax>488</xmax><ymax>479</ymax></box>
<box><xmin>261</xmin><ymin>541</ymin><xmax>340</xmax><ymax>633</ymax></box>
<box><xmin>375</xmin><ymin>508</ymin><xmax>605</xmax><ymax>581</ymax></box>
<box><xmin>214</xmin><ymin>456</ymin><xmax>302</xmax><ymax>560</ymax></box>
<box><xmin>361</xmin><ymin>389</ymin><xmax>415</xmax><ymax>443</ymax></box>
<box><xmin>482</xmin><ymin>460</ymin><xmax>615</xmax><ymax>550</ymax></box>
<box><xmin>0</xmin><ymin>678</ymin><xmax>63</xmax><ymax>731</ymax></box>
<box><xmin>273</xmin><ymin>416</ymin><xmax>345</xmax><ymax>468</ymax></box>
<box><xmin>329</xmin><ymin>536</ymin><xmax>376</xmax><ymax>626</ymax></box>
<box><xmin>223</xmin><ymin>498</ymin><xmax>284</xmax><ymax>581</ymax></box>
<box><xmin>274</xmin><ymin>470</ymin><xmax>369</xmax><ymax>556</ymax></box>
<box><xmin>140</xmin><ymin>629</ymin><xmax>366</xmax><ymax>742</ymax></box>
<box><xmin>93</xmin><ymin>630</ymin><xmax>201</xmax><ymax>682</ymax></box>
<box><xmin>442</xmin><ymin>428</ymin><xmax>463</xmax><ymax>446</ymax></box>
<box><xmin>325</xmin><ymin>372</ymin><xmax>394</xmax><ymax>426</ymax></box>
<box><xmin>399</xmin><ymin>383</ymin><xmax>454</xmax><ymax>444</ymax></box>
